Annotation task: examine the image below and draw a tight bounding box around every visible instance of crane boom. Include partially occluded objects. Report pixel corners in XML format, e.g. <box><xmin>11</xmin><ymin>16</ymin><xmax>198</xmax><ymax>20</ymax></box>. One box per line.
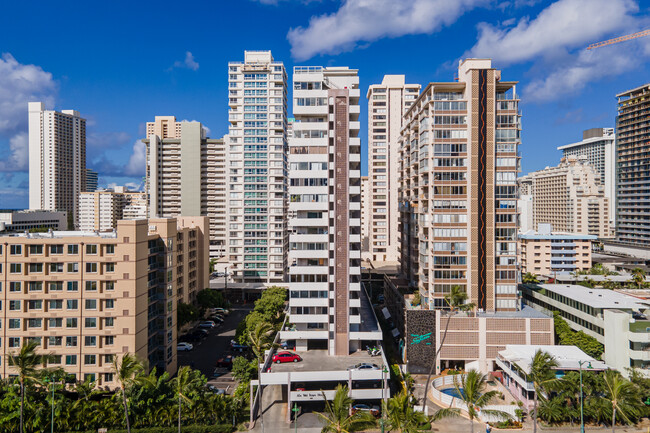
<box><xmin>587</xmin><ymin>29</ymin><xmax>650</xmax><ymax>50</ymax></box>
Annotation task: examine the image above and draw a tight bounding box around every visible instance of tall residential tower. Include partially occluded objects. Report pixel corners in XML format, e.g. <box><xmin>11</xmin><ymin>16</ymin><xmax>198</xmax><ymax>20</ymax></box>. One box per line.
<box><xmin>227</xmin><ymin>51</ymin><xmax>288</xmax><ymax>284</ymax></box>
<box><xmin>366</xmin><ymin>76</ymin><xmax>420</xmax><ymax>262</ymax></box>
<box><xmin>28</xmin><ymin>102</ymin><xmax>86</xmax><ymax>227</ymax></box>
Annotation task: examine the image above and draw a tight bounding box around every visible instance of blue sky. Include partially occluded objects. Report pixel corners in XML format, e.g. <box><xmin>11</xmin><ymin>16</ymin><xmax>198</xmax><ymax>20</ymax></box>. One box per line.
<box><xmin>1</xmin><ymin>0</ymin><xmax>649</xmax><ymax>209</ymax></box>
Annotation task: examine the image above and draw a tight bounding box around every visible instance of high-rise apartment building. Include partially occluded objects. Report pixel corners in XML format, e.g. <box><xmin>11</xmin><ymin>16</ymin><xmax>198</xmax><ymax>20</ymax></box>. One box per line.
<box><xmin>78</xmin><ymin>187</ymin><xmax>147</xmax><ymax>231</ymax></box>
<box><xmin>399</xmin><ymin>59</ymin><xmax>520</xmax><ymax>311</ymax></box>
<box><xmin>367</xmin><ymin>76</ymin><xmax>420</xmax><ymax>262</ymax></box>
<box><xmin>0</xmin><ymin>217</ymin><xmax>209</xmax><ymax>384</ymax></box>
<box><xmin>558</xmin><ymin>128</ymin><xmax>615</xmax><ymax>226</ymax></box>
<box><xmin>227</xmin><ymin>51</ymin><xmax>288</xmax><ymax>284</ymax></box>
<box><xmin>521</xmin><ymin>156</ymin><xmax>611</xmax><ymax>238</ymax></box>
<box><xmin>616</xmin><ymin>83</ymin><xmax>650</xmax><ymax>246</ymax></box>
<box><xmin>85</xmin><ymin>168</ymin><xmax>98</xmax><ymax>192</ymax></box>
<box><xmin>287</xmin><ymin>66</ymin><xmax>367</xmax><ymax>355</ymax></box>
<box><xmin>29</xmin><ymin>102</ymin><xmax>86</xmax><ymax>227</ymax></box>
<box><xmin>361</xmin><ymin>175</ymin><xmax>370</xmax><ymax>259</ymax></box>
<box><xmin>144</xmin><ymin>116</ymin><xmax>227</xmax><ymax>258</ymax></box>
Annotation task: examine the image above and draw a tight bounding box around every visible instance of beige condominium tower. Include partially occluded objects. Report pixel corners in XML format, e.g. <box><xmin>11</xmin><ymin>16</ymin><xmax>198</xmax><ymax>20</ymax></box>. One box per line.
<box><xmin>399</xmin><ymin>59</ymin><xmax>520</xmax><ymax>311</ymax></box>
<box><xmin>144</xmin><ymin>116</ymin><xmax>227</xmax><ymax>259</ymax></box>
<box><xmin>366</xmin><ymin>76</ymin><xmax>420</xmax><ymax>262</ymax></box>
<box><xmin>227</xmin><ymin>51</ymin><xmax>288</xmax><ymax>284</ymax></box>
<box><xmin>29</xmin><ymin>102</ymin><xmax>86</xmax><ymax>228</ymax></box>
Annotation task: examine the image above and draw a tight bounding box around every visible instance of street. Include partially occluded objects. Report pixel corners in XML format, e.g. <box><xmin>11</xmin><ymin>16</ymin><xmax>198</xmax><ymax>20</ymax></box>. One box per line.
<box><xmin>177</xmin><ymin>305</ymin><xmax>253</xmax><ymax>393</ymax></box>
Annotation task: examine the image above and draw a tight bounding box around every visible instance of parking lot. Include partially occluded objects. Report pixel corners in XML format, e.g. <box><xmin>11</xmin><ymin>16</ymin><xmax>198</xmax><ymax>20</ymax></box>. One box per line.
<box><xmin>177</xmin><ymin>305</ymin><xmax>252</xmax><ymax>393</ymax></box>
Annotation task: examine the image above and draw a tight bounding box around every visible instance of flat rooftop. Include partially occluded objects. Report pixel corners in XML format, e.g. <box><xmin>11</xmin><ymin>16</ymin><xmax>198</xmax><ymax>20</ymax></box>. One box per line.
<box><xmin>549</xmin><ymin>273</ymin><xmax>650</xmax><ymax>283</ymax></box>
<box><xmin>269</xmin><ymin>350</ymin><xmax>385</xmax><ymax>374</ymax></box>
<box><xmin>499</xmin><ymin>345</ymin><xmax>608</xmax><ymax>374</ymax></box>
<box><xmin>533</xmin><ymin>284</ymin><xmax>650</xmax><ymax>310</ymax></box>
<box><xmin>476</xmin><ymin>306</ymin><xmax>551</xmax><ymax>319</ymax></box>
<box><xmin>0</xmin><ymin>230</ymin><xmax>117</xmax><ymax>239</ymax></box>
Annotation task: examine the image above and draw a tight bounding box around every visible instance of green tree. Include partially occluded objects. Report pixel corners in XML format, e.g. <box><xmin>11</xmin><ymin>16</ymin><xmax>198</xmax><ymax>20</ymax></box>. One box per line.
<box><xmin>554</xmin><ymin>312</ymin><xmax>604</xmax><ymax>359</ymax></box>
<box><xmin>249</xmin><ymin>322</ymin><xmax>276</xmax><ymax>432</ymax></box>
<box><xmin>602</xmin><ymin>370</ymin><xmax>641</xmax><ymax>432</ymax></box>
<box><xmin>631</xmin><ymin>268</ymin><xmax>646</xmax><ymax>289</ymax></box>
<box><xmin>315</xmin><ymin>384</ymin><xmax>377</xmax><ymax>433</ymax></box>
<box><xmin>113</xmin><ymin>353</ymin><xmax>146</xmax><ymax>433</ymax></box>
<box><xmin>528</xmin><ymin>350</ymin><xmax>559</xmax><ymax>433</ymax></box>
<box><xmin>177</xmin><ymin>302</ymin><xmax>200</xmax><ymax>329</ymax></box>
<box><xmin>231</xmin><ymin>357</ymin><xmax>256</xmax><ymax>382</ymax></box>
<box><xmin>386</xmin><ymin>387</ymin><xmax>430</xmax><ymax>433</ymax></box>
<box><xmin>433</xmin><ymin>370</ymin><xmax>510</xmax><ymax>433</ymax></box>
<box><xmin>196</xmin><ymin>289</ymin><xmax>227</xmax><ymax>310</ymax></box>
<box><xmin>422</xmin><ymin>285</ymin><xmax>475</xmax><ymax>409</ymax></box>
<box><xmin>6</xmin><ymin>340</ymin><xmax>48</xmax><ymax>433</ymax></box>
<box><xmin>174</xmin><ymin>366</ymin><xmax>204</xmax><ymax>433</ymax></box>
<box><xmin>522</xmin><ymin>272</ymin><xmax>540</xmax><ymax>284</ymax></box>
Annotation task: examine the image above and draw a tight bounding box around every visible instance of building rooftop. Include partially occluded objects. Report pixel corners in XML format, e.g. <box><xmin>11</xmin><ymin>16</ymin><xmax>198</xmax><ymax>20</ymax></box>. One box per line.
<box><xmin>519</xmin><ymin>230</ymin><xmax>597</xmax><ymax>241</ymax></box>
<box><xmin>498</xmin><ymin>345</ymin><xmax>608</xmax><ymax>374</ymax></box>
<box><xmin>534</xmin><ymin>284</ymin><xmax>650</xmax><ymax>310</ymax></box>
<box><xmin>549</xmin><ymin>273</ymin><xmax>650</xmax><ymax>284</ymax></box>
<box><xmin>267</xmin><ymin>349</ymin><xmax>386</xmax><ymax>374</ymax></box>
<box><xmin>0</xmin><ymin>230</ymin><xmax>118</xmax><ymax>239</ymax></box>
<box><xmin>476</xmin><ymin>306</ymin><xmax>550</xmax><ymax>319</ymax></box>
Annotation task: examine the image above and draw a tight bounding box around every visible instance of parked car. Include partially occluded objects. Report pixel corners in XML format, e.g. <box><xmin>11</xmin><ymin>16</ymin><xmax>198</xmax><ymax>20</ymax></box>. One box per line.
<box><xmin>206</xmin><ymin>384</ymin><xmax>226</xmax><ymax>395</ymax></box>
<box><xmin>209</xmin><ymin>308</ymin><xmax>230</xmax><ymax>315</ymax></box>
<box><xmin>280</xmin><ymin>341</ymin><xmax>295</xmax><ymax>350</ymax></box>
<box><xmin>377</xmin><ymin>294</ymin><xmax>385</xmax><ymax>303</ymax></box>
<box><xmin>272</xmin><ymin>351</ymin><xmax>302</xmax><ymax>364</ymax></box>
<box><xmin>208</xmin><ymin>315</ymin><xmax>225</xmax><ymax>323</ymax></box>
<box><xmin>181</xmin><ymin>329</ymin><xmax>208</xmax><ymax>342</ymax></box>
<box><xmin>352</xmin><ymin>404</ymin><xmax>380</xmax><ymax>417</ymax></box>
<box><xmin>216</xmin><ymin>355</ymin><xmax>233</xmax><ymax>369</ymax></box>
<box><xmin>230</xmin><ymin>340</ymin><xmax>249</xmax><ymax>351</ymax></box>
<box><xmin>177</xmin><ymin>342</ymin><xmax>193</xmax><ymax>352</ymax></box>
<box><xmin>347</xmin><ymin>363</ymin><xmax>380</xmax><ymax>371</ymax></box>
<box><xmin>198</xmin><ymin>321</ymin><xmax>216</xmax><ymax>329</ymax></box>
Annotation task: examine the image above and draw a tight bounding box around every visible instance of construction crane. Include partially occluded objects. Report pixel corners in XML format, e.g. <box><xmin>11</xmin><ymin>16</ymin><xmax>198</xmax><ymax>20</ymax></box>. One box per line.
<box><xmin>587</xmin><ymin>29</ymin><xmax>650</xmax><ymax>50</ymax></box>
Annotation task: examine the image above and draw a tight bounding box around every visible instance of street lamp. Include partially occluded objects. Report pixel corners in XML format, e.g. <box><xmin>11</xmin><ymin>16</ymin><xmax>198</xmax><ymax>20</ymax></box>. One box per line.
<box><xmin>578</xmin><ymin>360</ymin><xmax>593</xmax><ymax>433</ymax></box>
<box><xmin>381</xmin><ymin>365</ymin><xmax>389</xmax><ymax>433</ymax></box>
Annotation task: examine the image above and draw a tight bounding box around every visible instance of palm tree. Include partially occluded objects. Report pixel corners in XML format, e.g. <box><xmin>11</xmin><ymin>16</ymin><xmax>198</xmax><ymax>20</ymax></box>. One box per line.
<box><xmin>7</xmin><ymin>340</ymin><xmax>48</xmax><ymax>433</ymax></box>
<box><xmin>315</xmin><ymin>384</ymin><xmax>377</xmax><ymax>433</ymax></box>
<box><xmin>433</xmin><ymin>370</ymin><xmax>510</xmax><ymax>433</ymax></box>
<box><xmin>522</xmin><ymin>272</ymin><xmax>540</xmax><ymax>284</ymax></box>
<box><xmin>631</xmin><ymin>268</ymin><xmax>646</xmax><ymax>289</ymax></box>
<box><xmin>112</xmin><ymin>353</ymin><xmax>145</xmax><ymax>433</ymax></box>
<box><xmin>602</xmin><ymin>370</ymin><xmax>640</xmax><ymax>432</ymax></box>
<box><xmin>386</xmin><ymin>387</ymin><xmax>430</xmax><ymax>433</ymax></box>
<box><xmin>174</xmin><ymin>366</ymin><xmax>203</xmax><ymax>433</ymax></box>
<box><xmin>248</xmin><ymin>322</ymin><xmax>275</xmax><ymax>430</ymax></box>
<box><xmin>422</xmin><ymin>286</ymin><xmax>475</xmax><ymax>410</ymax></box>
<box><xmin>528</xmin><ymin>349</ymin><xmax>558</xmax><ymax>433</ymax></box>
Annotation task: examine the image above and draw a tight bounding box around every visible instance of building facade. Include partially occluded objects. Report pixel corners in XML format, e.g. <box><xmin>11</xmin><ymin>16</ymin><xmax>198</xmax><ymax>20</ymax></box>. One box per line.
<box><xmin>0</xmin><ymin>217</ymin><xmax>209</xmax><ymax>385</ymax></box>
<box><xmin>78</xmin><ymin>187</ymin><xmax>147</xmax><ymax>232</ymax></box>
<box><xmin>558</xmin><ymin>128</ymin><xmax>615</xmax><ymax>227</ymax></box>
<box><xmin>361</xmin><ymin>175</ymin><xmax>370</xmax><ymax>260</ymax></box>
<box><xmin>285</xmin><ymin>65</ymin><xmax>373</xmax><ymax>355</ymax></box>
<box><xmin>519</xmin><ymin>226</ymin><xmax>595</xmax><ymax>276</ymax></box>
<box><xmin>616</xmin><ymin>84</ymin><xmax>650</xmax><ymax>247</ymax></box>
<box><xmin>367</xmin><ymin>76</ymin><xmax>420</xmax><ymax>262</ymax></box>
<box><xmin>145</xmin><ymin>116</ymin><xmax>227</xmax><ymax>259</ymax></box>
<box><xmin>85</xmin><ymin>169</ymin><xmax>98</xmax><ymax>192</ymax></box>
<box><xmin>28</xmin><ymin>102</ymin><xmax>86</xmax><ymax>227</ymax></box>
<box><xmin>521</xmin><ymin>156</ymin><xmax>611</xmax><ymax>238</ymax></box>
<box><xmin>227</xmin><ymin>51</ymin><xmax>288</xmax><ymax>284</ymax></box>
<box><xmin>0</xmin><ymin>210</ymin><xmax>67</xmax><ymax>232</ymax></box>
<box><xmin>399</xmin><ymin>59</ymin><xmax>520</xmax><ymax>311</ymax></box>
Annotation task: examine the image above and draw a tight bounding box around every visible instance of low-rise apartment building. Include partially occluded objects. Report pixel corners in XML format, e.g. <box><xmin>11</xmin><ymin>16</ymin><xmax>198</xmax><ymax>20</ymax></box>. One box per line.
<box><xmin>0</xmin><ymin>217</ymin><xmax>209</xmax><ymax>385</ymax></box>
<box><xmin>79</xmin><ymin>187</ymin><xmax>147</xmax><ymax>232</ymax></box>
<box><xmin>519</xmin><ymin>225</ymin><xmax>595</xmax><ymax>276</ymax></box>
<box><xmin>521</xmin><ymin>283</ymin><xmax>650</xmax><ymax>376</ymax></box>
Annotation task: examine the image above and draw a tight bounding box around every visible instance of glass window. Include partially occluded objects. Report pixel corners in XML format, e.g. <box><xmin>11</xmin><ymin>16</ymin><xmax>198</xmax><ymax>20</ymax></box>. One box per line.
<box><xmin>85</xmin><ymin>299</ymin><xmax>97</xmax><ymax>310</ymax></box>
<box><xmin>86</xmin><ymin>245</ymin><xmax>97</xmax><ymax>254</ymax></box>
<box><xmin>85</xmin><ymin>318</ymin><xmax>97</xmax><ymax>328</ymax></box>
<box><xmin>10</xmin><ymin>263</ymin><xmax>21</xmax><ymax>273</ymax></box>
<box><xmin>105</xmin><ymin>281</ymin><xmax>115</xmax><ymax>291</ymax></box>
<box><xmin>65</xmin><ymin>355</ymin><xmax>77</xmax><ymax>365</ymax></box>
<box><xmin>105</xmin><ymin>336</ymin><xmax>114</xmax><ymax>345</ymax></box>
<box><xmin>85</xmin><ymin>263</ymin><xmax>97</xmax><ymax>273</ymax></box>
<box><xmin>105</xmin><ymin>262</ymin><xmax>115</xmax><ymax>272</ymax></box>
<box><xmin>9</xmin><ymin>337</ymin><xmax>20</xmax><ymax>348</ymax></box>
<box><xmin>10</xmin><ymin>245</ymin><xmax>22</xmax><ymax>255</ymax></box>
<box><xmin>85</xmin><ymin>281</ymin><xmax>97</xmax><ymax>291</ymax></box>
<box><xmin>67</xmin><ymin>281</ymin><xmax>78</xmax><ymax>291</ymax></box>
<box><xmin>84</xmin><ymin>355</ymin><xmax>96</xmax><ymax>365</ymax></box>
<box><xmin>66</xmin><ymin>318</ymin><xmax>78</xmax><ymax>328</ymax></box>
<box><xmin>84</xmin><ymin>336</ymin><xmax>96</xmax><ymax>346</ymax></box>
<box><xmin>48</xmin><ymin>318</ymin><xmax>62</xmax><ymax>328</ymax></box>
<box><xmin>105</xmin><ymin>244</ymin><xmax>115</xmax><ymax>254</ymax></box>
<box><xmin>105</xmin><ymin>317</ymin><xmax>114</xmax><ymax>327</ymax></box>
<box><xmin>50</xmin><ymin>244</ymin><xmax>63</xmax><ymax>254</ymax></box>
<box><xmin>9</xmin><ymin>282</ymin><xmax>21</xmax><ymax>292</ymax></box>
<box><xmin>67</xmin><ymin>245</ymin><xmax>79</xmax><ymax>255</ymax></box>
<box><xmin>28</xmin><ymin>245</ymin><xmax>43</xmax><ymax>254</ymax></box>
<box><xmin>9</xmin><ymin>300</ymin><xmax>20</xmax><ymax>311</ymax></box>
<box><xmin>105</xmin><ymin>299</ymin><xmax>115</xmax><ymax>309</ymax></box>
<box><xmin>8</xmin><ymin>319</ymin><xmax>20</xmax><ymax>329</ymax></box>
<box><xmin>65</xmin><ymin>336</ymin><xmax>77</xmax><ymax>347</ymax></box>
<box><xmin>67</xmin><ymin>263</ymin><xmax>79</xmax><ymax>273</ymax></box>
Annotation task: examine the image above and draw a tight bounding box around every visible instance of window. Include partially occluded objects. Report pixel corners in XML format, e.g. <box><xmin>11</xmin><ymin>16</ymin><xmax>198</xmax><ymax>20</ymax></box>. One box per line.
<box><xmin>84</xmin><ymin>355</ymin><xmax>96</xmax><ymax>365</ymax></box>
<box><xmin>84</xmin><ymin>373</ymin><xmax>96</xmax><ymax>382</ymax></box>
<box><xmin>27</xmin><ymin>300</ymin><xmax>42</xmax><ymax>310</ymax></box>
<box><xmin>49</xmin><ymin>281</ymin><xmax>63</xmax><ymax>291</ymax></box>
<box><xmin>104</xmin><ymin>354</ymin><xmax>114</xmax><ymax>363</ymax></box>
<box><xmin>84</xmin><ymin>336</ymin><xmax>96</xmax><ymax>346</ymax></box>
<box><xmin>67</xmin><ymin>263</ymin><xmax>79</xmax><ymax>273</ymax></box>
<box><xmin>50</xmin><ymin>244</ymin><xmax>63</xmax><ymax>254</ymax></box>
<box><xmin>9</xmin><ymin>282</ymin><xmax>21</xmax><ymax>292</ymax></box>
<box><xmin>48</xmin><ymin>318</ymin><xmax>62</xmax><ymax>328</ymax></box>
<box><xmin>105</xmin><ymin>299</ymin><xmax>115</xmax><ymax>309</ymax></box>
<box><xmin>67</xmin><ymin>245</ymin><xmax>78</xmax><ymax>255</ymax></box>
<box><xmin>85</xmin><ymin>299</ymin><xmax>97</xmax><ymax>310</ymax></box>
<box><xmin>49</xmin><ymin>263</ymin><xmax>64</xmax><ymax>273</ymax></box>
<box><xmin>85</xmin><ymin>281</ymin><xmax>97</xmax><ymax>291</ymax></box>
<box><xmin>65</xmin><ymin>355</ymin><xmax>77</xmax><ymax>365</ymax></box>
<box><xmin>28</xmin><ymin>263</ymin><xmax>43</xmax><ymax>273</ymax></box>
<box><xmin>67</xmin><ymin>281</ymin><xmax>78</xmax><ymax>292</ymax></box>
<box><xmin>66</xmin><ymin>318</ymin><xmax>78</xmax><ymax>328</ymax></box>
<box><xmin>86</xmin><ymin>263</ymin><xmax>97</xmax><ymax>273</ymax></box>
<box><xmin>104</xmin><ymin>373</ymin><xmax>114</xmax><ymax>382</ymax></box>
<box><xmin>10</xmin><ymin>245</ymin><xmax>22</xmax><ymax>255</ymax></box>
<box><xmin>48</xmin><ymin>337</ymin><xmax>62</xmax><ymax>346</ymax></box>
<box><xmin>105</xmin><ymin>244</ymin><xmax>115</xmax><ymax>254</ymax></box>
<box><xmin>28</xmin><ymin>245</ymin><xmax>43</xmax><ymax>254</ymax></box>
<box><xmin>105</xmin><ymin>263</ymin><xmax>115</xmax><ymax>272</ymax></box>
<box><xmin>27</xmin><ymin>318</ymin><xmax>42</xmax><ymax>328</ymax></box>
<box><xmin>49</xmin><ymin>300</ymin><xmax>63</xmax><ymax>309</ymax></box>
<box><xmin>86</xmin><ymin>245</ymin><xmax>98</xmax><ymax>254</ymax></box>
<box><xmin>105</xmin><ymin>336</ymin><xmax>114</xmax><ymax>345</ymax></box>
<box><xmin>10</xmin><ymin>263</ymin><xmax>21</xmax><ymax>273</ymax></box>
<box><xmin>85</xmin><ymin>318</ymin><xmax>97</xmax><ymax>328</ymax></box>
<box><xmin>66</xmin><ymin>336</ymin><xmax>77</xmax><ymax>347</ymax></box>
<box><xmin>9</xmin><ymin>300</ymin><xmax>21</xmax><ymax>311</ymax></box>
<box><xmin>105</xmin><ymin>317</ymin><xmax>114</xmax><ymax>327</ymax></box>
<box><xmin>28</xmin><ymin>282</ymin><xmax>42</xmax><ymax>291</ymax></box>
<box><xmin>9</xmin><ymin>319</ymin><xmax>20</xmax><ymax>329</ymax></box>
<box><xmin>9</xmin><ymin>337</ymin><xmax>20</xmax><ymax>348</ymax></box>
<box><xmin>105</xmin><ymin>281</ymin><xmax>115</xmax><ymax>291</ymax></box>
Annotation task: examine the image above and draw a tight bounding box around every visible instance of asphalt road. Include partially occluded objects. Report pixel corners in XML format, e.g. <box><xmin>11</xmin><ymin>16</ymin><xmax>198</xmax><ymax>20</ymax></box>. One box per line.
<box><xmin>177</xmin><ymin>305</ymin><xmax>252</xmax><ymax>393</ymax></box>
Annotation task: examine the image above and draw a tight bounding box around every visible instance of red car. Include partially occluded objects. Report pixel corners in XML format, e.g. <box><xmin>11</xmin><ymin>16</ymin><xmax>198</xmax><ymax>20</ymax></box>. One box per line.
<box><xmin>272</xmin><ymin>351</ymin><xmax>302</xmax><ymax>364</ymax></box>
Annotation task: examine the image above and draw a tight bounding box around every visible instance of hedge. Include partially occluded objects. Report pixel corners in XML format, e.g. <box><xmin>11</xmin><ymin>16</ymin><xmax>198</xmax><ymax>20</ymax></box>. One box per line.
<box><xmin>62</xmin><ymin>425</ymin><xmax>234</xmax><ymax>433</ymax></box>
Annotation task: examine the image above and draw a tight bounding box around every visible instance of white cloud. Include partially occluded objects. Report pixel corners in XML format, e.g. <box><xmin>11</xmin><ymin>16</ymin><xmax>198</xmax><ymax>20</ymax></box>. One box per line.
<box><xmin>0</xmin><ymin>53</ymin><xmax>57</xmax><ymax>135</ymax></box>
<box><xmin>467</xmin><ymin>0</ymin><xmax>638</xmax><ymax>65</ymax></box>
<box><xmin>0</xmin><ymin>132</ymin><xmax>28</xmax><ymax>172</ymax></box>
<box><xmin>287</xmin><ymin>0</ymin><xmax>488</xmax><ymax>60</ymax></box>
<box><xmin>125</xmin><ymin>140</ymin><xmax>147</xmax><ymax>176</ymax></box>
<box><xmin>170</xmin><ymin>51</ymin><xmax>199</xmax><ymax>71</ymax></box>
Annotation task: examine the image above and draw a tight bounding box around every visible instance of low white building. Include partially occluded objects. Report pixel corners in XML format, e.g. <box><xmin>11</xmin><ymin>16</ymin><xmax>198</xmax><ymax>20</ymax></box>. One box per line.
<box><xmin>0</xmin><ymin>210</ymin><xmax>67</xmax><ymax>232</ymax></box>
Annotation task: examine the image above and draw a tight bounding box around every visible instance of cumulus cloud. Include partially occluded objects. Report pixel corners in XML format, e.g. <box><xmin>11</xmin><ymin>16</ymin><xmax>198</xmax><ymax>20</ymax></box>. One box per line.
<box><xmin>125</xmin><ymin>140</ymin><xmax>147</xmax><ymax>177</ymax></box>
<box><xmin>467</xmin><ymin>0</ymin><xmax>638</xmax><ymax>64</ymax></box>
<box><xmin>0</xmin><ymin>133</ymin><xmax>28</xmax><ymax>172</ymax></box>
<box><xmin>287</xmin><ymin>0</ymin><xmax>488</xmax><ymax>60</ymax></box>
<box><xmin>170</xmin><ymin>51</ymin><xmax>199</xmax><ymax>71</ymax></box>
